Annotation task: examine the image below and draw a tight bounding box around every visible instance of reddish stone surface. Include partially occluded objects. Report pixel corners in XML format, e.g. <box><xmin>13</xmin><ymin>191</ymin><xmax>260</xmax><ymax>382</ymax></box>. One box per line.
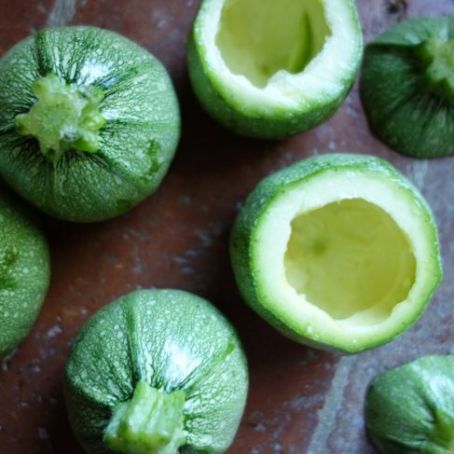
<box><xmin>0</xmin><ymin>1</ymin><xmax>453</xmax><ymax>453</ymax></box>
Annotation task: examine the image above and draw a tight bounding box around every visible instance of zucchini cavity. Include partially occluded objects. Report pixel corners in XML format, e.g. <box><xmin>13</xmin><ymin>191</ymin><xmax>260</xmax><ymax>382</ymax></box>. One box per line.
<box><xmin>285</xmin><ymin>199</ymin><xmax>416</xmax><ymax>324</ymax></box>
<box><xmin>230</xmin><ymin>154</ymin><xmax>442</xmax><ymax>353</ymax></box>
<box><xmin>216</xmin><ymin>0</ymin><xmax>332</xmax><ymax>88</ymax></box>
<box><xmin>188</xmin><ymin>0</ymin><xmax>362</xmax><ymax>138</ymax></box>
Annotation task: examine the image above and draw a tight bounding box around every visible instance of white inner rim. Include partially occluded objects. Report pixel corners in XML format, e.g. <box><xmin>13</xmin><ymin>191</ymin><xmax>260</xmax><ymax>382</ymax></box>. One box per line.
<box><xmin>196</xmin><ymin>0</ymin><xmax>361</xmax><ymax>110</ymax></box>
<box><xmin>253</xmin><ymin>171</ymin><xmax>435</xmax><ymax>346</ymax></box>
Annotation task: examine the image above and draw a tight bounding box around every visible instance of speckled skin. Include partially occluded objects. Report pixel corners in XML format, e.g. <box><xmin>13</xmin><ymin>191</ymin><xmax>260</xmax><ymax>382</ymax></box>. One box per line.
<box><xmin>0</xmin><ymin>194</ymin><xmax>50</xmax><ymax>358</ymax></box>
<box><xmin>366</xmin><ymin>355</ymin><xmax>454</xmax><ymax>453</ymax></box>
<box><xmin>64</xmin><ymin>289</ymin><xmax>248</xmax><ymax>453</ymax></box>
<box><xmin>187</xmin><ymin>0</ymin><xmax>363</xmax><ymax>139</ymax></box>
<box><xmin>0</xmin><ymin>26</ymin><xmax>180</xmax><ymax>222</ymax></box>
<box><xmin>230</xmin><ymin>154</ymin><xmax>442</xmax><ymax>353</ymax></box>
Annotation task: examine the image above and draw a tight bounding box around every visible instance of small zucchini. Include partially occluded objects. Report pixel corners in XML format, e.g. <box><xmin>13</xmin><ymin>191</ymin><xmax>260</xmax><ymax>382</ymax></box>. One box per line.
<box><xmin>230</xmin><ymin>153</ymin><xmax>442</xmax><ymax>353</ymax></box>
<box><xmin>0</xmin><ymin>26</ymin><xmax>180</xmax><ymax>222</ymax></box>
<box><xmin>0</xmin><ymin>194</ymin><xmax>50</xmax><ymax>359</ymax></box>
<box><xmin>64</xmin><ymin>289</ymin><xmax>249</xmax><ymax>453</ymax></box>
<box><xmin>366</xmin><ymin>355</ymin><xmax>454</xmax><ymax>453</ymax></box>
<box><xmin>361</xmin><ymin>17</ymin><xmax>454</xmax><ymax>158</ymax></box>
<box><xmin>188</xmin><ymin>0</ymin><xmax>363</xmax><ymax>139</ymax></box>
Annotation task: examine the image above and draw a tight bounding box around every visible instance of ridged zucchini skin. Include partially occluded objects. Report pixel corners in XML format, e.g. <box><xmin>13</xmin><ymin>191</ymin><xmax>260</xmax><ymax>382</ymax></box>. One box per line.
<box><xmin>0</xmin><ymin>194</ymin><xmax>50</xmax><ymax>358</ymax></box>
<box><xmin>361</xmin><ymin>17</ymin><xmax>454</xmax><ymax>158</ymax></box>
<box><xmin>230</xmin><ymin>153</ymin><xmax>442</xmax><ymax>354</ymax></box>
<box><xmin>187</xmin><ymin>0</ymin><xmax>362</xmax><ymax>139</ymax></box>
<box><xmin>64</xmin><ymin>289</ymin><xmax>248</xmax><ymax>454</ymax></box>
<box><xmin>366</xmin><ymin>356</ymin><xmax>454</xmax><ymax>453</ymax></box>
<box><xmin>0</xmin><ymin>26</ymin><xmax>180</xmax><ymax>222</ymax></box>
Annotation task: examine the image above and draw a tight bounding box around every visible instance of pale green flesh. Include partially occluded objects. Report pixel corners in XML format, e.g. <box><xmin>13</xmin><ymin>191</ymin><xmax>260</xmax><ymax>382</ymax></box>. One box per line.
<box><xmin>285</xmin><ymin>199</ymin><xmax>416</xmax><ymax>324</ymax></box>
<box><xmin>216</xmin><ymin>0</ymin><xmax>331</xmax><ymax>88</ymax></box>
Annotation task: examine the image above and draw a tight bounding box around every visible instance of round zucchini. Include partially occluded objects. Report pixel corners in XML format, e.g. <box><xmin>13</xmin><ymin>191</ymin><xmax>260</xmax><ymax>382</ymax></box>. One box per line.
<box><xmin>366</xmin><ymin>356</ymin><xmax>454</xmax><ymax>453</ymax></box>
<box><xmin>361</xmin><ymin>17</ymin><xmax>454</xmax><ymax>158</ymax></box>
<box><xmin>230</xmin><ymin>153</ymin><xmax>442</xmax><ymax>354</ymax></box>
<box><xmin>188</xmin><ymin>0</ymin><xmax>363</xmax><ymax>139</ymax></box>
<box><xmin>0</xmin><ymin>26</ymin><xmax>180</xmax><ymax>222</ymax></box>
<box><xmin>64</xmin><ymin>289</ymin><xmax>249</xmax><ymax>453</ymax></box>
<box><xmin>0</xmin><ymin>194</ymin><xmax>50</xmax><ymax>359</ymax></box>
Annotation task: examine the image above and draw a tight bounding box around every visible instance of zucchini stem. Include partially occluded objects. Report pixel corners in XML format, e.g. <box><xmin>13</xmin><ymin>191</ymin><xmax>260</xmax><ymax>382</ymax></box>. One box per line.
<box><xmin>425</xmin><ymin>405</ymin><xmax>454</xmax><ymax>454</ymax></box>
<box><xmin>104</xmin><ymin>381</ymin><xmax>187</xmax><ymax>454</ymax></box>
<box><xmin>417</xmin><ymin>38</ymin><xmax>454</xmax><ymax>105</ymax></box>
<box><xmin>15</xmin><ymin>74</ymin><xmax>106</xmax><ymax>162</ymax></box>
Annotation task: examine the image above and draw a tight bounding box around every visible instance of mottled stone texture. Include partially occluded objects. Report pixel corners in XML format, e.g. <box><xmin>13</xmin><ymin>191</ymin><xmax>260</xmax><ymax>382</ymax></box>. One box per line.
<box><xmin>0</xmin><ymin>0</ymin><xmax>453</xmax><ymax>453</ymax></box>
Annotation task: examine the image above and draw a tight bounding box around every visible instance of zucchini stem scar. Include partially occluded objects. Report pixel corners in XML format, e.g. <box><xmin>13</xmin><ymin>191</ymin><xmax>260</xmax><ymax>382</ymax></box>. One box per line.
<box><xmin>418</xmin><ymin>38</ymin><xmax>454</xmax><ymax>105</ymax></box>
<box><xmin>104</xmin><ymin>381</ymin><xmax>187</xmax><ymax>454</ymax></box>
<box><xmin>427</xmin><ymin>405</ymin><xmax>454</xmax><ymax>453</ymax></box>
<box><xmin>15</xmin><ymin>74</ymin><xmax>106</xmax><ymax>162</ymax></box>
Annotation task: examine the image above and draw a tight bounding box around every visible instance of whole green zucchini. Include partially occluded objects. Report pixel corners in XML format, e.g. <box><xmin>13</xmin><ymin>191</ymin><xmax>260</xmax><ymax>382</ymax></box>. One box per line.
<box><xmin>64</xmin><ymin>289</ymin><xmax>249</xmax><ymax>453</ymax></box>
<box><xmin>366</xmin><ymin>355</ymin><xmax>454</xmax><ymax>453</ymax></box>
<box><xmin>0</xmin><ymin>26</ymin><xmax>180</xmax><ymax>222</ymax></box>
<box><xmin>0</xmin><ymin>194</ymin><xmax>50</xmax><ymax>358</ymax></box>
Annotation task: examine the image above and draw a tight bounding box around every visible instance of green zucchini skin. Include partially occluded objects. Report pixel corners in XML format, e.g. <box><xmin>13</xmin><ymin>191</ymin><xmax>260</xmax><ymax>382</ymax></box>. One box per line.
<box><xmin>230</xmin><ymin>153</ymin><xmax>442</xmax><ymax>354</ymax></box>
<box><xmin>366</xmin><ymin>356</ymin><xmax>454</xmax><ymax>454</ymax></box>
<box><xmin>64</xmin><ymin>289</ymin><xmax>249</xmax><ymax>454</ymax></box>
<box><xmin>0</xmin><ymin>194</ymin><xmax>50</xmax><ymax>359</ymax></box>
<box><xmin>0</xmin><ymin>26</ymin><xmax>180</xmax><ymax>222</ymax></box>
<box><xmin>361</xmin><ymin>17</ymin><xmax>454</xmax><ymax>158</ymax></box>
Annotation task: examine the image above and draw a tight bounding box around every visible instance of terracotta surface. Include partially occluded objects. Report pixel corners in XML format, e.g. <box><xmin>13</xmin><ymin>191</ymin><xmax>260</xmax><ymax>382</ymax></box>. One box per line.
<box><xmin>0</xmin><ymin>0</ymin><xmax>453</xmax><ymax>453</ymax></box>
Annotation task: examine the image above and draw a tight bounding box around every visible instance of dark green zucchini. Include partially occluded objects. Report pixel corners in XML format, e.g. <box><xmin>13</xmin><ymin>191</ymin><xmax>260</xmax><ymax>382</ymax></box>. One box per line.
<box><xmin>366</xmin><ymin>355</ymin><xmax>454</xmax><ymax>453</ymax></box>
<box><xmin>361</xmin><ymin>17</ymin><xmax>454</xmax><ymax>158</ymax></box>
